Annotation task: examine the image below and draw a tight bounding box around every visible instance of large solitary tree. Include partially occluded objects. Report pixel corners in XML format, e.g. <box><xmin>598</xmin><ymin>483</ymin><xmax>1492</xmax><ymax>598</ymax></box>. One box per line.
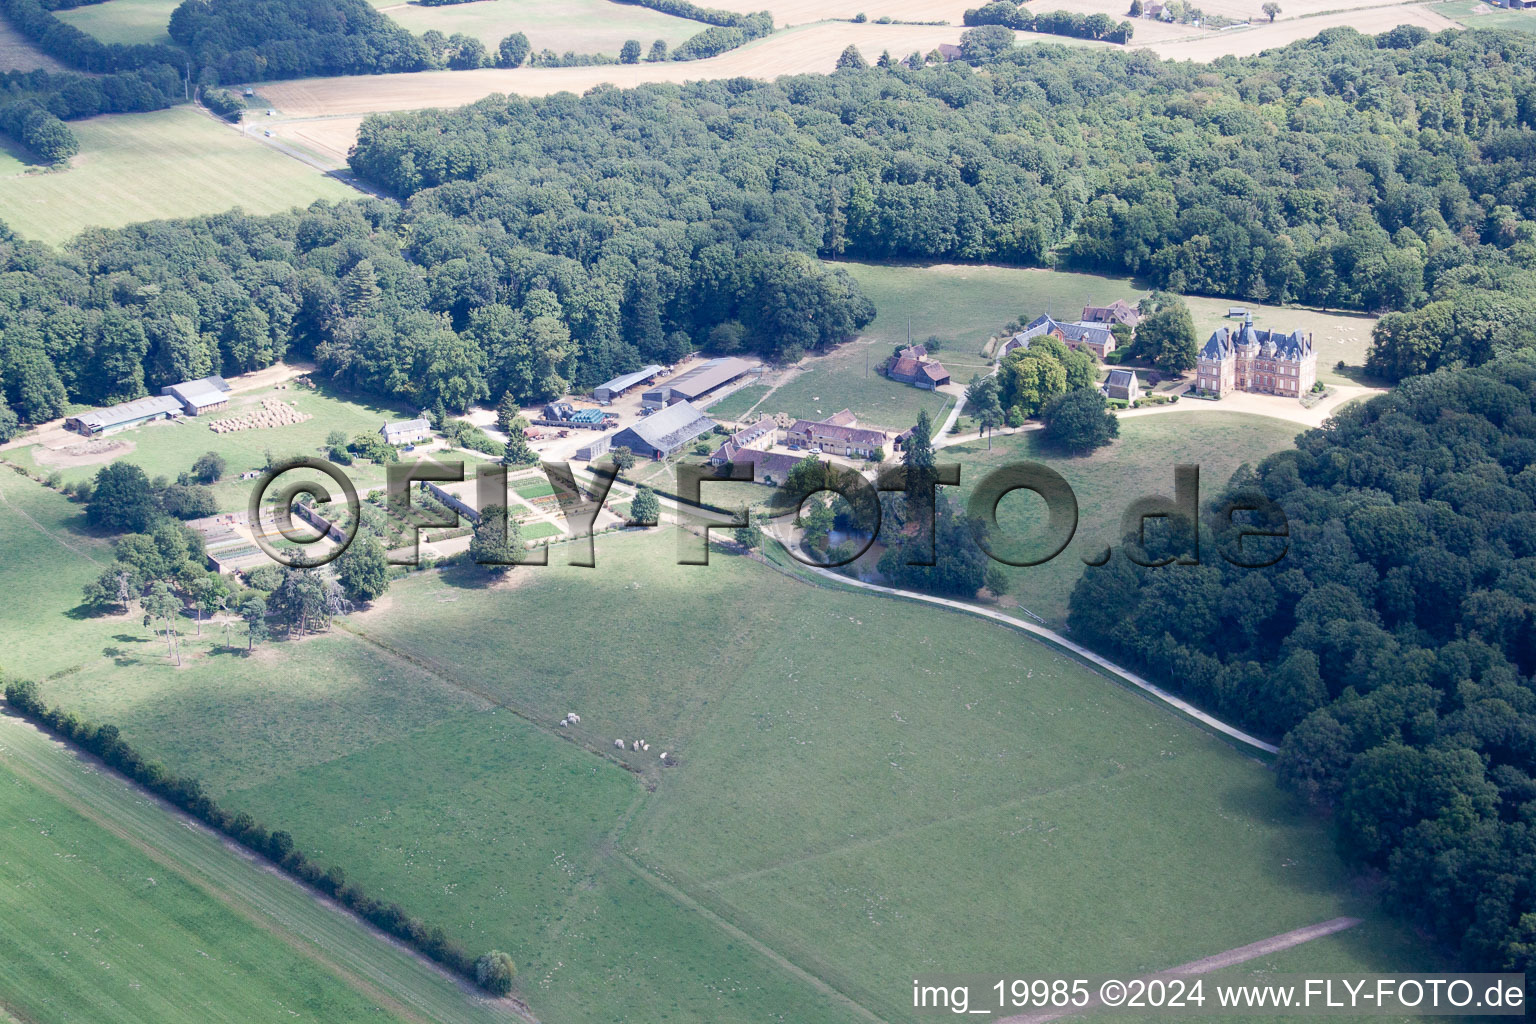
<box><xmin>336</xmin><ymin>535</ymin><xmax>391</xmax><ymax>603</ymax></box>
<box><xmin>1132</xmin><ymin>295</ymin><xmax>1199</xmax><ymax>374</ymax></box>
<box><xmin>87</xmin><ymin>463</ymin><xmax>161</xmax><ymax>534</ymax></box>
<box><xmin>1041</xmin><ymin>387</ymin><xmax>1119</xmax><ymax>453</ymax></box>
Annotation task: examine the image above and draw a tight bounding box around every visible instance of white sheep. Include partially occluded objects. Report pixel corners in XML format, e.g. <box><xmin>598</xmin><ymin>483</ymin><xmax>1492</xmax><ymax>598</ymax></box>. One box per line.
<box><xmin>642</xmin><ymin>742</ymin><xmax>649</xmax><ymax>751</ymax></box>
<box><xmin>631</xmin><ymin>740</ymin><xmax>641</xmax><ymax>751</ymax></box>
<box><xmin>659</xmin><ymin>751</ymin><xmax>668</xmax><ymax>760</ymax></box>
<box><xmin>615</xmin><ymin>738</ymin><xmax>625</xmax><ymax>749</ymax></box>
<box><xmin>569</xmin><ymin>713</ymin><xmax>581</xmax><ymax>723</ymax></box>
<box><xmin>559</xmin><ymin>718</ymin><xmax>569</xmax><ymax>726</ymax></box>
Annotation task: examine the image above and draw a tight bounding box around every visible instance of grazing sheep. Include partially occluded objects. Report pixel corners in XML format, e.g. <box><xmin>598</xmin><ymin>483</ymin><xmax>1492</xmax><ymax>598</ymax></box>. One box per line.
<box><xmin>569</xmin><ymin>713</ymin><xmax>581</xmax><ymax>723</ymax></box>
<box><xmin>631</xmin><ymin>740</ymin><xmax>641</xmax><ymax>751</ymax></box>
<box><xmin>642</xmin><ymin>742</ymin><xmax>649</xmax><ymax>751</ymax></box>
<box><xmin>615</xmin><ymin>738</ymin><xmax>625</xmax><ymax>749</ymax></box>
<box><xmin>559</xmin><ymin>718</ymin><xmax>569</xmax><ymax>726</ymax></box>
<box><xmin>660</xmin><ymin>751</ymin><xmax>668</xmax><ymax>760</ymax></box>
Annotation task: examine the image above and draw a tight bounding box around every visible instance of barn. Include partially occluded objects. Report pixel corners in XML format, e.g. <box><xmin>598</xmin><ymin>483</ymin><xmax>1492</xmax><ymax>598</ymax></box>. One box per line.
<box><xmin>594</xmin><ymin>364</ymin><xmax>664</xmax><ymax>403</ymax></box>
<box><xmin>608</xmin><ymin>401</ymin><xmax>715</xmax><ymax>459</ymax></box>
<box><xmin>640</xmin><ymin>358</ymin><xmax>752</xmax><ymax>410</ymax></box>
<box><xmin>66</xmin><ymin>395</ymin><xmax>183</xmax><ymax>436</ymax></box>
<box><xmin>162</xmin><ymin>375</ymin><xmax>232</xmax><ymax>415</ymax></box>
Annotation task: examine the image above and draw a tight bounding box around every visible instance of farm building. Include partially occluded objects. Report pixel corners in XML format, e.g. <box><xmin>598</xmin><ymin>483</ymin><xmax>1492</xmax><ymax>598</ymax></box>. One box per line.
<box><xmin>1102</xmin><ymin>369</ymin><xmax>1142</xmax><ymax>402</ymax></box>
<box><xmin>162</xmin><ymin>375</ymin><xmax>232</xmax><ymax>415</ymax></box>
<box><xmin>575</xmin><ymin>434</ymin><xmax>612</xmax><ymax>461</ymax></box>
<box><xmin>785</xmin><ymin>410</ymin><xmax>887</xmax><ymax>459</ymax></box>
<box><xmin>609</xmin><ymin>401</ymin><xmax>715</xmax><ymax>459</ymax></box>
<box><xmin>708</xmin><ymin>415</ymin><xmax>777</xmax><ymax>466</ymax></box>
<box><xmin>381</xmin><ymin>417</ymin><xmax>431</xmax><ymax>445</ymax></box>
<box><xmin>1080</xmin><ymin>299</ymin><xmax>1140</xmax><ymax>328</ymax></box>
<box><xmin>66</xmin><ymin>394</ymin><xmax>182</xmax><ymax>436</ymax></box>
<box><xmin>887</xmin><ymin>353</ymin><xmax>951</xmax><ymax>390</ymax></box>
<box><xmin>641</xmin><ymin>357</ymin><xmax>753</xmax><ymax>410</ymax></box>
<box><xmin>727</xmin><ymin>447</ymin><xmax>805</xmax><ymax>487</ymax></box>
<box><xmin>594</xmin><ymin>364</ymin><xmax>664</xmax><ymax>402</ymax></box>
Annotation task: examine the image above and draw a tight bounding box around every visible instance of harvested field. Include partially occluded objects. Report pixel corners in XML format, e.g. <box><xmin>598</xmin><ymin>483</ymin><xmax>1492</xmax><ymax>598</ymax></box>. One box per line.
<box><xmin>255</xmin><ymin>22</ymin><xmax>967</xmax><ymax>119</ymax></box>
<box><xmin>704</xmin><ymin>0</ymin><xmax>970</xmax><ymax>25</ymax></box>
<box><xmin>0</xmin><ymin>17</ymin><xmax>64</xmax><ymax>72</ymax></box>
<box><xmin>1142</xmin><ymin>4</ymin><xmax>1459</xmax><ymax>58</ymax></box>
<box><xmin>380</xmin><ymin>0</ymin><xmax>702</xmax><ymax>54</ymax></box>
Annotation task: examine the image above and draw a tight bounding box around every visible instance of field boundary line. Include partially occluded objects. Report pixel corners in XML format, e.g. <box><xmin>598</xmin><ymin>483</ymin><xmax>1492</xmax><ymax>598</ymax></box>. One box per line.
<box><xmin>695</xmin><ymin>758</ymin><xmax>1139</xmax><ymax>889</ymax></box>
<box><xmin>615</xmin><ymin>851</ymin><xmax>892</xmax><ymax>1024</ymax></box>
<box><xmin>996</xmin><ymin>916</ymin><xmax>1362</xmax><ymax>1023</ymax></box>
<box><xmin>0</xmin><ymin>473</ymin><xmax>106</xmax><ymax>567</ymax></box>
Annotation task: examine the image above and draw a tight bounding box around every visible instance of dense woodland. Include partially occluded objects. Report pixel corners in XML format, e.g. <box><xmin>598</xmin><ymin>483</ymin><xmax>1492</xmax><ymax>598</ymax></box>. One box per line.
<box><xmin>1068</xmin><ymin>356</ymin><xmax>1536</xmax><ymax>971</ymax></box>
<box><xmin>3</xmin><ymin>31</ymin><xmax>1536</xmax><ymax>432</ymax></box>
<box><xmin>352</xmin><ymin>30</ymin><xmax>1536</xmax><ymax>348</ymax></box>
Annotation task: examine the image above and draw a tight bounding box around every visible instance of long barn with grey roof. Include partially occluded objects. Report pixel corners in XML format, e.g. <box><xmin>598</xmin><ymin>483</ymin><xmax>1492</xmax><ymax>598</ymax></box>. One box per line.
<box><xmin>610</xmin><ymin>401</ymin><xmax>715</xmax><ymax>459</ymax></box>
<box><xmin>641</xmin><ymin>358</ymin><xmax>752</xmax><ymax>409</ymax></box>
<box><xmin>594</xmin><ymin>364</ymin><xmax>664</xmax><ymax>403</ymax></box>
<box><xmin>66</xmin><ymin>395</ymin><xmax>183</xmax><ymax>436</ymax></box>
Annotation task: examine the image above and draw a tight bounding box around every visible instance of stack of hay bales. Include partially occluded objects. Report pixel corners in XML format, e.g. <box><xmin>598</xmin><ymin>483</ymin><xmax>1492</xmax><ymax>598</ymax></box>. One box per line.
<box><xmin>208</xmin><ymin>397</ymin><xmax>313</xmax><ymax>434</ymax></box>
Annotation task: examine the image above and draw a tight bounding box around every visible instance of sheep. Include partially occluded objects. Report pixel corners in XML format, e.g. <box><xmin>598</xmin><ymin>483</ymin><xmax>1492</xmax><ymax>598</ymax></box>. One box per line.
<box><xmin>659</xmin><ymin>751</ymin><xmax>668</xmax><ymax>760</ymax></box>
<box><xmin>614</xmin><ymin>738</ymin><xmax>625</xmax><ymax>749</ymax></box>
<box><xmin>631</xmin><ymin>740</ymin><xmax>641</xmax><ymax>751</ymax></box>
<box><xmin>642</xmin><ymin>742</ymin><xmax>649</xmax><ymax>751</ymax></box>
<box><xmin>569</xmin><ymin>713</ymin><xmax>581</xmax><ymax>723</ymax></box>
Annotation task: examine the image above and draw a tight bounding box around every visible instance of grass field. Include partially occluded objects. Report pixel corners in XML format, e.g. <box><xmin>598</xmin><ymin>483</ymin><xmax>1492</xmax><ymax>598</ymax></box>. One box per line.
<box><xmin>55</xmin><ymin>0</ymin><xmax>177</xmax><ymax>46</ymax></box>
<box><xmin>7</xmin><ymin>384</ymin><xmax>411</xmax><ymax>513</ymax></box>
<box><xmin>706</xmin><ymin>384</ymin><xmax>773</xmax><ymax>422</ymax></box>
<box><xmin>1434</xmin><ymin>0</ymin><xmax>1536</xmax><ymax>31</ymax></box>
<box><xmin>943</xmin><ymin>412</ymin><xmax>1301</xmax><ymax>626</ymax></box>
<box><xmin>0</xmin><ymin>734</ymin><xmax>413</xmax><ymax>1024</ymax></box>
<box><xmin>382</xmin><ymin>0</ymin><xmax>702</xmax><ymax>55</ymax></box>
<box><xmin>0</xmin><ymin>470</ymin><xmax>117</xmax><ymax>680</ymax></box>
<box><xmin>838</xmin><ymin>261</ymin><xmax>1141</xmax><ymax>360</ymax></box>
<box><xmin>9</xmin><ymin>508</ymin><xmax>1427</xmax><ymax>1022</ymax></box>
<box><xmin>0</xmin><ymin>713</ymin><xmax>518</xmax><ymax>1024</ymax></box>
<box><xmin>733</xmin><ymin>262</ymin><xmax>1142</xmax><ymax>433</ymax></box>
<box><xmin>2</xmin><ymin>444</ymin><xmax>1431</xmax><ymax>1024</ymax></box>
<box><xmin>0</xmin><ymin>108</ymin><xmax>357</xmax><ymax>245</ymax></box>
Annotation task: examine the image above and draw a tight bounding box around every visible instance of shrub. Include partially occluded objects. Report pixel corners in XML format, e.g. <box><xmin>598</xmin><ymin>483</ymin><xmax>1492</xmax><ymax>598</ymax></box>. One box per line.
<box><xmin>475</xmin><ymin>950</ymin><xmax>517</xmax><ymax>995</ymax></box>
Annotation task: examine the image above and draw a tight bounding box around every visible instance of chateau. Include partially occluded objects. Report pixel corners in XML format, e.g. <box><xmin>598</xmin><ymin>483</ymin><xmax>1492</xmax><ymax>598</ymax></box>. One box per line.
<box><xmin>1196</xmin><ymin>315</ymin><xmax>1317</xmax><ymax>399</ymax></box>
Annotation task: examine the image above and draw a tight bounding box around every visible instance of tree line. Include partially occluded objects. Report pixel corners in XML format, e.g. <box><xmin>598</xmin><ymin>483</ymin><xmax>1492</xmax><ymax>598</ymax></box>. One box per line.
<box><xmin>1067</xmin><ymin>355</ymin><xmax>1536</xmax><ymax>971</ymax></box>
<box><xmin>962</xmin><ymin>4</ymin><xmax>1135</xmax><ymax>44</ymax></box>
<box><xmin>1</xmin><ymin>677</ymin><xmax>512</xmax><ymax>991</ymax></box>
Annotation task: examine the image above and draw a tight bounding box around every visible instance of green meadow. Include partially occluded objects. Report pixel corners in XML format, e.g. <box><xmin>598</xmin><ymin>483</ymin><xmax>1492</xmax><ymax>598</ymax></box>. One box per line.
<box><xmin>0</xmin><ymin>750</ymin><xmax>408</xmax><ymax>1024</ymax></box>
<box><xmin>0</xmin><ymin>109</ymin><xmax>356</xmax><ymax>245</ymax></box>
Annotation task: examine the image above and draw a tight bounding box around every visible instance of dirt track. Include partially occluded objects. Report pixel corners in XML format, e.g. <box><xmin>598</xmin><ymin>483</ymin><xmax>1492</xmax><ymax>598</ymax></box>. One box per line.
<box><xmin>996</xmin><ymin>916</ymin><xmax>1363</xmax><ymax>1024</ymax></box>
